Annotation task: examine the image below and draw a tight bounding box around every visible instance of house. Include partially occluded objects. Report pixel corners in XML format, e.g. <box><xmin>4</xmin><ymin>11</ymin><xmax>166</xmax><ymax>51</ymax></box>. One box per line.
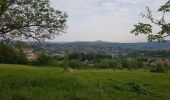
<box><xmin>147</xmin><ymin>57</ymin><xmax>170</xmax><ymax>67</ymax></box>
<box><xmin>151</xmin><ymin>60</ymin><xmax>170</xmax><ymax>67</ymax></box>
<box><xmin>56</xmin><ymin>53</ymin><xmax>64</xmax><ymax>58</ymax></box>
<box><xmin>25</xmin><ymin>49</ymin><xmax>38</xmax><ymax>61</ymax></box>
<box><xmin>14</xmin><ymin>48</ymin><xmax>38</xmax><ymax>61</ymax></box>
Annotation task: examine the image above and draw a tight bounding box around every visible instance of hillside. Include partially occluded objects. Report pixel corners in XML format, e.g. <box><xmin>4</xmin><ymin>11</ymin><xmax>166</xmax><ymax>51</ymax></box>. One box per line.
<box><xmin>33</xmin><ymin>40</ymin><xmax>170</xmax><ymax>55</ymax></box>
<box><xmin>0</xmin><ymin>64</ymin><xmax>170</xmax><ymax>100</ymax></box>
<box><xmin>45</xmin><ymin>40</ymin><xmax>170</xmax><ymax>50</ymax></box>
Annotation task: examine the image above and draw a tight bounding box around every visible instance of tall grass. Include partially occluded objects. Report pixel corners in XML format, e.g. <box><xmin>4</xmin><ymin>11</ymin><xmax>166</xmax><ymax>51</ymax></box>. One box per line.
<box><xmin>0</xmin><ymin>64</ymin><xmax>170</xmax><ymax>100</ymax></box>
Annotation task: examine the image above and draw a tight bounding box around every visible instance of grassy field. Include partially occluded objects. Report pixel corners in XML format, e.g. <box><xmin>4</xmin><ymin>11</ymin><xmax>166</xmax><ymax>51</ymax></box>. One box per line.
<box><xmin>0</xmin><ymin>64</ymin><xmax>170</xmax><ymax>100</ymax></box>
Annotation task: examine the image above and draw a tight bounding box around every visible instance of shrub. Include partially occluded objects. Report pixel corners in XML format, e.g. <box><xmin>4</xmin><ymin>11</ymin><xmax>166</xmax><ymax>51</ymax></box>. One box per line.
<box><xmin>69</xmin><ymin>60</ymin><xmax>82</xmax><ymax>69</ymax></box>
<box><xmin>126</xmin><ymin>81</ymin><xmax>142</xmax><ymax>94</ymax></box>
<box><xmin>0</xmin><ymin>42</ymin><xmax>28</xmax><ymax>64</ymax></box>
<box><xmin>150</xmin><ymin>64</ymin><xmax>168</xmax><ymax>73</ymax></box>
<box><xmin>34</xmin><ymin>52</ymin><xmax>52</xmax><ymax>66</ymax></box>
<box><xmin>95</xmin><ymin>61</ymin><xmax>109</xmax><ymax>68</ymax></box>
<box><xmin>116</xmin><ymin>63</ymin><xmax>123</xmax><ymax>69</ymax></box>
<box><xmin>94</xmin><ymin>59</ymin><xmax>119</xmax><ymax>69</ymax></box>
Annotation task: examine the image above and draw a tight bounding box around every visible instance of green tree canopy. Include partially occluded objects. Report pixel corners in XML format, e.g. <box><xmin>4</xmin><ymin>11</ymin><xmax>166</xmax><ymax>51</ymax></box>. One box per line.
<box><xmin>0</xmin><ymin>0</ymin><xmax>67</xmax><ymax>43</ymax></box>
<box><xmin>131</xmin><ymin>0</ymin><xmax>170</xmax><ymax>42</ymax></box>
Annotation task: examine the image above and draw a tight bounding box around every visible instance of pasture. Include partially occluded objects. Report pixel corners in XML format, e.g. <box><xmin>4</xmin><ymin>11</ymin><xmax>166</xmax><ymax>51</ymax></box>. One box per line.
<box><xmin>0</xmin><ymin>64</ymin><xmax>170</xmax><ymax>100</ymax></box>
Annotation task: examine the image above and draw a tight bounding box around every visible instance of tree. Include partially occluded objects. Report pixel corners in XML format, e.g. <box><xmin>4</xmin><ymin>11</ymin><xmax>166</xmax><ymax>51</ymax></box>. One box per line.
<box><xmin>0</xmin><ymin>0</ymin><xmax>67</xmax><ymax>43</ymax></box>
<box><xmin>14</xmin><ymin>40</ymin><xmax>27</xmax><ymax>52</ymax></box>
<box><xmin>63</xmin><ymin>51</ymin><xmax>69</xmax><ymax>72</ymax></box>
<box><xmin>131</xmin><ymin>0</ymin><xmax>170</xmax><ymax>42</ymax></box>
<box><xmin>35</xmin><ymin>52</ymin><xmax>50</xmax><ymax>65</ymax></box>
<box><xmin>0</xmin><ymin>42</ymin><xmax>28</xmax><ymax>64</ymax></box>
<box><xmin>69</xmin><ymin>60</ymin><xmax>81</xmax><ymax>69</ymax></box>
<box><xmin>150</xmin><ymin>63</ymin><xmax>168</xmax><ymax>73</ymax></box>
<box><xmin>68</xmin><ymin>52</ymin><xmax>80</xmax><ymax>60</ymax></box>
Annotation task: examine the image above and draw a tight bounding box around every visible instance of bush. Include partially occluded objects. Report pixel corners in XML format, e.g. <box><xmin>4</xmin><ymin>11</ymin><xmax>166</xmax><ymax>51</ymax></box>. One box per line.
<box><xmin>121</xmin><ymin>59</ymin><xmax>130</xmax><ymax>68</ymax></box>
<box><xmin>34</xmin><ymin>52</ymin><xmax>52</xmax><ymax>66</ymax></box>
<box><xmin>0</xmin><ymin>42</ymin><xmax>28</xmax><ymax>64</ymax></box>
<box><xmin>116</xmin><ymin>63</ymin><xmax>123</xmax><ymax>69</ymax></box>
<box><xmin>93</xmin><ymin>59</ymin><xmax>119</xmax><ymax>69</ymax></box>
<box><xmin>126</xmin><ymin>81</ymin><xmax>142</xmax><ymax>94</ymax></box>
<box><xmin>69</xmin><ymin>60</ymin><xmax>82</xmax><ymax>69</ymax></box>
<box><xmin>94</xmin><ymin>62</ymin><xmax>109</xmax><ymax>68</ymax></box>
<box><xmin>15</xmin><ymin>52</ymin><xmax>28</xmax><ymax>64</ymax></box>
<box><xmin>150</xmin><ymin>64</ymin><xmax>168</xmax><ymax>73</ymax></box>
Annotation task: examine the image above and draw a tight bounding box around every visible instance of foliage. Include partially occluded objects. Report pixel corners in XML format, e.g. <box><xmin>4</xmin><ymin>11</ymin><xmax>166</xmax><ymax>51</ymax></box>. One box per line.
<box><xmin>0</xmin><ymin>0</ymin><xmax>67</xmax><ymax>43</ymax></box>
<box><xmin>69</xmin><ymin>60</ymin><xmax>82</xmax><ymax>69</ymax></box>
<box><xmin>131</xmin><ymin>0</ymin><xmax>170</xmax><ymax>42</ymax></box>
<box><xmin>34</xmin><ymin>52</ymin><xmax>52</xmax><ymax>66</ymax></box>
<box><xmin>150</xmin><ymin>64</ymin><xmax>169</xmax><ymax>73</ymax></box>
<box><xmin>126</xmin><ymin>81</ymin><xmax>142</xmax><ymax>94</ymax></box>
<box><xmin>0</xmin><ymin>42</ymin><xmax>28</xmax><ymax>64</ymax></box>
<box><xmin>68</xmin><ymin>52</ymin><xmax>81</xmax><ymax>60</ymax></box>
<box><xmin>63</xmin><ymin>51</ymin><xmax>69</xmax><ymax>72</ymax></box>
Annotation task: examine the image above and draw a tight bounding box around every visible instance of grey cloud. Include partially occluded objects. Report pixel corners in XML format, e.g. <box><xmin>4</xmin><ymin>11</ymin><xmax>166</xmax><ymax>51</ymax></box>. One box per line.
<box><xmin>50</xmin><ymin>0</ymin><xmax>168</xmax><ymax>42</ymax></box>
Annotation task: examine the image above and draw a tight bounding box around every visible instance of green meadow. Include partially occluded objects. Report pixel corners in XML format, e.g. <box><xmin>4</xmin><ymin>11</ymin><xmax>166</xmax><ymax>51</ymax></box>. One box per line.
<box><xmin>0</xmin><ymin>64</ymin><xmax>170</xmax><ymax>100</ymax></box>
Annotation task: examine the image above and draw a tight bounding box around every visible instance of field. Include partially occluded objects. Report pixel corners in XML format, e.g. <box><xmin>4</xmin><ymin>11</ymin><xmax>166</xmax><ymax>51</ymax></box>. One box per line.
<box><xmin>0</xmin><ymin>64</ymin><xmax>170</xmax><ymax>100</ymax></box>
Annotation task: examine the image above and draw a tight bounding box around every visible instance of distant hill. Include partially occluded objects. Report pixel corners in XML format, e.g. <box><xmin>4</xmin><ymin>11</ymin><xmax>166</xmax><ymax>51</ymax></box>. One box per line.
<box><xmin>30</xmin><ymin>40</ymin><xmax>170</xmax><ymax>54</ymax></box>
<box><xmin>45</xmin><ymin>40</ymin><xmax>170</xmax><ymax>50</ymax></box>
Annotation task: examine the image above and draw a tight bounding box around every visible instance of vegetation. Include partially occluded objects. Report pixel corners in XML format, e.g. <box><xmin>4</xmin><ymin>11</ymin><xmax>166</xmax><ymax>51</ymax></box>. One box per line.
<box><xmin>0</xmin><ymin>0</ymin><xmax>170</xmax><ymax>100</ymax></box>
<box><xmin>0</xmin><ymin>0</ymin><xmax>67</xmax><ymax>43</ymax></box>
<box><xmin>69</xmin><ymin>60</ymin><xmax>82</xmax><ymax>69</ymax></box>
<box><xmin>63</xmin><ymin>52</ymin><xmax>69</xmax><ymax>72</ymax></box>
<box><xmin>34</xmin><ymin>52</ymin><xmax>52</xmax><ymax>66</ymax></box>
<box><xmin>0</xmin><ymin>64</ymin><xmax>170</xmax><ymax>100</ymax></box>
<box><xmin>131</xmin><ymin>0</ymin><xmax>170</xmax><ymax>42</ymax></box>
<box><xmin>1</xmin><ymin>42</ymin><xmax>169</xmax><ymax>72</ymax></box>
<box><xmin>0</xmin><ymin>42</ymin><xmax>28</xmax><ymax>64</ymax></box>
<box><xmin>150</xmin><ymin>64</ymin><xmax>169</xmax><ymax>73</ymax></box>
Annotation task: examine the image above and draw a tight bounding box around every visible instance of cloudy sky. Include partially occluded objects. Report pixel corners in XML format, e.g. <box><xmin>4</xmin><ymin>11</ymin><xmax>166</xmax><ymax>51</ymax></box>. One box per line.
<box><xmin>50</xmin><ymin>0</ymin><xmax>167</xmax><ymax>43</ymax></box>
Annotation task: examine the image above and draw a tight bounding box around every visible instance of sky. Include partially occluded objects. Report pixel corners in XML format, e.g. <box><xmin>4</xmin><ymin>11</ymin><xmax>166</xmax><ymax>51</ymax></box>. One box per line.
<box><xmin>50</xmin><ymin>0</ymin><xmax>168</xmax><ymax>43</ymax></box>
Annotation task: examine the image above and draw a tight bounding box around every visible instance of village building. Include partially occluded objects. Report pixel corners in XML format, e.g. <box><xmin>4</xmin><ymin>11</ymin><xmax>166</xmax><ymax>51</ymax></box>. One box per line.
<box><xmin>147</xmin><ymin>57</ymin><xmax>170</xmax><ymax>67</ymax></box>
<box><xmin>14</xmin><ymin>48</ymin><xmax>38</xmax><ymax>61</ymax></box>
<box><xmin>25</xmin><ymin>49</ymin><xmax>38</xmax><ymax>61</ymax></box>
